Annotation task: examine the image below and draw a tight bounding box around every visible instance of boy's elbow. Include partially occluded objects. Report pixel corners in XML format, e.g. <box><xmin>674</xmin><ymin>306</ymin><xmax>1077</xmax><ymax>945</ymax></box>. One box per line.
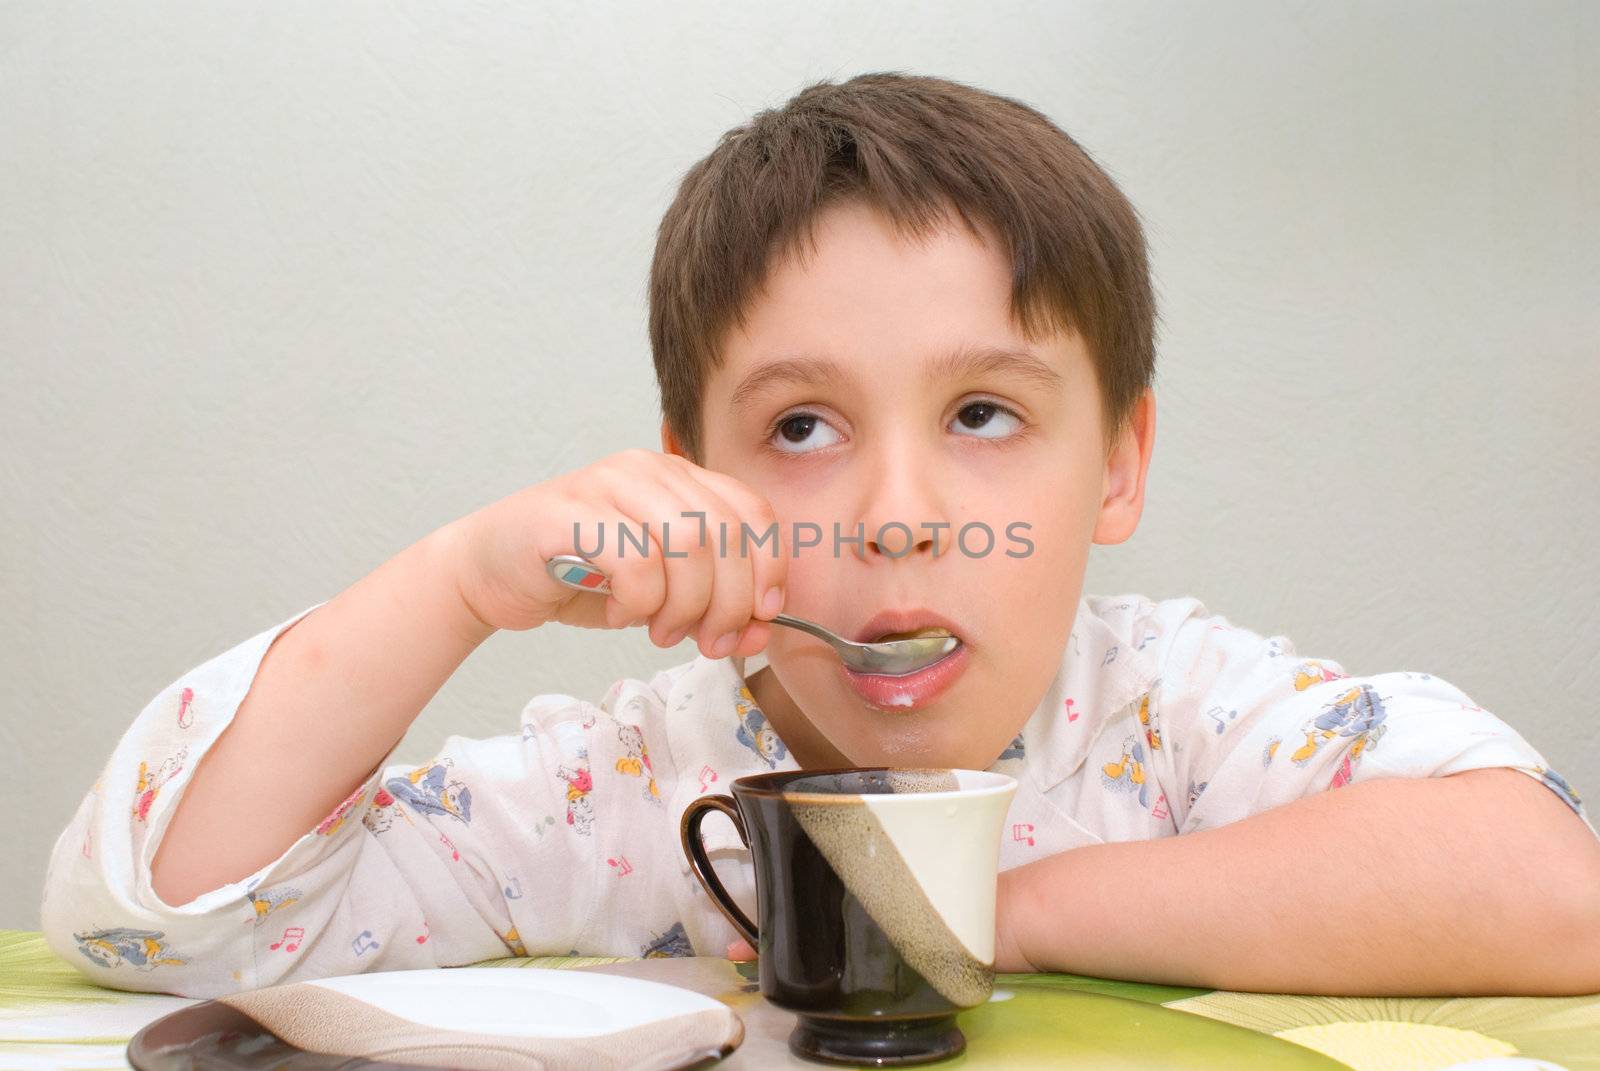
<box><xmin>1522</xmin><ymin>827</ymin><xmax>1600</xmax><ymax>995</ymax></box>
<box><xmin>1567</xmin><ymin>848</ymin><xmax>1600</xmax><ymax>992</ymax></box>
<box><xmin>40</xmin><ymin>912</ymin><xmax>245</xmax><ymax>999</ymax></box>
<box><xmin>41</xmin><ymin>831</ymin><xmax>246</xmax><ymax>1000</ymax></box>
<box><xmin>1542</xmin><ymin>894</ymin><xmax>1600</xmax><ymax>996</ymax></box>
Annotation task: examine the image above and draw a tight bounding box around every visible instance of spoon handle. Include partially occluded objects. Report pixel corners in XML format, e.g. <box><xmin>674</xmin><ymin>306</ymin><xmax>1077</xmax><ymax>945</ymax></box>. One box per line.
<box><xmin>545</xmin><ymin>555</ymin><xmax>834</xmax><ymax>643</ymax></box>
<box><xmin>545</xmin><ymin>554</ymin><xmax>613</xmax><ymax>593</ymax></box>
<box><xmin>767</xmin><ymin>612</ymin><xmax>843</xmax><ymax>645</ymax></box>
<box><xmin>544</xmin><ymin>554</ymin><xmax>957</xmax><ymax>676</ymax></box>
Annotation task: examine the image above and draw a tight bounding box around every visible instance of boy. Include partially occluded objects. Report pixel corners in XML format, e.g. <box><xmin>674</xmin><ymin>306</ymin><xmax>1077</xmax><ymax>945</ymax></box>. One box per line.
<box><xmin>42</xmin><ymin>72</ymin><xmax>1600</xmax><ymax>1000</ymax></box>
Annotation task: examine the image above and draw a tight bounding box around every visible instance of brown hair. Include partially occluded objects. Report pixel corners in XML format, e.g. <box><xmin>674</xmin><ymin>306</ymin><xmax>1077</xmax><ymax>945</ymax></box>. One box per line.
<box><xmin>648</xmin><ymin>71</ymin><xmax>1156</xmax><ymax>463</ymax></box>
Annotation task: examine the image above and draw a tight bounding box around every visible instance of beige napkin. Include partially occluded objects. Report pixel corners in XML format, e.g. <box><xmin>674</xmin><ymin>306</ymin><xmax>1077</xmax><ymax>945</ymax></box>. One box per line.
<box><xmin>212</xmin><ymin>979</ymin><xmax>743</xmax><ymax>1071</ymax></box>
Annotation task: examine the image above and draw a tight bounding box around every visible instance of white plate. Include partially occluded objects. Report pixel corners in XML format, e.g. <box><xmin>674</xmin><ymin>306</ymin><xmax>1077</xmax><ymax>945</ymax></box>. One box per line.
<box><xmin>128</xmin><ymin>966</ymin><xmax>744</xmax><ymax>1070</ymax></box>
<box><xmin>306</xmin><ymin>967</ymin><xmax>732</xmax><ymax>1037</ymax></box>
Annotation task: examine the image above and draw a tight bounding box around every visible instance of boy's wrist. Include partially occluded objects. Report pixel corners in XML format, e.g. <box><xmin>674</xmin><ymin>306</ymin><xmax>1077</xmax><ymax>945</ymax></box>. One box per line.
<box><xmin>426</xmin><ymin>517</ymin><xmax>500</xmax><ymax>645</ymax></box>
<box><xmin>995</xmin><ymin>864</ymin><xmax>1045</xmax><ymax>974</ymax></box>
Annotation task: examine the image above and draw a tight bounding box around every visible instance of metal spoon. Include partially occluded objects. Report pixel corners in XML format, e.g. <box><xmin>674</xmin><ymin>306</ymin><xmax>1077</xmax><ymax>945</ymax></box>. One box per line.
<box><xmin>544</xmin><ymin>554</ymin><xmax>960</xmax><ymax>676</ymax></box>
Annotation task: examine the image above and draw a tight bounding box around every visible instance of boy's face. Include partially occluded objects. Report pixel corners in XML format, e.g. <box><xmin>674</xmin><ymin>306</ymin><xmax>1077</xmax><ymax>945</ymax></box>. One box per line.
<box><xmin>665</xmin><ymin>198</ymin><xmax>1154</xmax><ymax>770</ymax></box>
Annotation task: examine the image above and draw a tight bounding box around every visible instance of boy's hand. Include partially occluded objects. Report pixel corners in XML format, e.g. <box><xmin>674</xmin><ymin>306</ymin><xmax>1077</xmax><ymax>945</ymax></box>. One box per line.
<box><xmin>449</xmin><ymin>449</ymin><xmax>787</xmax><ymax>660</ymax></box>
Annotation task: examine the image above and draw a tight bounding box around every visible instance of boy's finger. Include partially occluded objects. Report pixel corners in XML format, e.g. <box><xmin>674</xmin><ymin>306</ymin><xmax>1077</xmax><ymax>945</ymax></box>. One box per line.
<box><xmin>732</xmin><ymin>619</ymin><xmax>771</xmax><ymax>659</ymax></box>
<box><xmin>689</xmin><ymin>467</ymin><xmax>786</xmax><ymax>622</ymax></box>
<box><xmin>614</xmin><ymin>485</ymin><xmax>708</xmax><ymax>648</ymax></box>
<box><xmin>563</xmin><ymin>472</ymin><xmax>676</xmax><ymax>631</ymax></box>
<box><xmin>677</xmin><ymin>484</ymin><xmax>752</xmax><ymax>660</ymax></box>
<box><xmin>632</xmin><ymin>462</ymin><xmax>736</xmax><ymax>651</ymax></box>
<box><xmin>726</xmin><ymin>938</ymin><xmax>757</xmax><ymax>961</ymax></box>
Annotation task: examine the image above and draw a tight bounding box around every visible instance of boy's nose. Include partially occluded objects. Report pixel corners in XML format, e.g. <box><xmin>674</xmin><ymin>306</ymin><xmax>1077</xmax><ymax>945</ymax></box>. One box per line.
<box><xmin>851</xmin><ymin>447</ymin><xmax>949</xmax><ymax>563</ymax></box>
<box><xmin>862</xmin><ymin>520</ymin><xmax>939</xmax><ymax>559</ymax></box>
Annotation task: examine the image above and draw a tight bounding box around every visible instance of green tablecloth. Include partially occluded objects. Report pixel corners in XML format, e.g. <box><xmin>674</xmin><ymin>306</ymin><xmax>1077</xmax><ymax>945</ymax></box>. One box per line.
<box><xmin>3</xmin><ymin>929</ymin><xmax>1596</xmax><ymax>1070</ymax></box>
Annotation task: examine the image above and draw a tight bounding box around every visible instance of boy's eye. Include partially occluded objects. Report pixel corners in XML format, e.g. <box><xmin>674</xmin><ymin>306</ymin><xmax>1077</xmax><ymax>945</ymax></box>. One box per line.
<box><xmin>770</xmin><ymin>412</ymin><xmax>843</xmax><ymax>454</ymax></box>
<box><xmin>766</xmin><ymin>401</ymin><xmax>1025</xmax><ymax>453</ymax></box>
<box><xmin>949</xmin><ymin>400</ymin><xmax>1023</xmax><ymax>439</ymax></box>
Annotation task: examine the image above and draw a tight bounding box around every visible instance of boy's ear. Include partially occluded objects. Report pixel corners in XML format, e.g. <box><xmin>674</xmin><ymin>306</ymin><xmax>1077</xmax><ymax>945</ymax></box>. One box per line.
<box><xmin>1092</xmin><ymin>387</ymin><xmax>1156</xmax><ymax>546</ymax></box>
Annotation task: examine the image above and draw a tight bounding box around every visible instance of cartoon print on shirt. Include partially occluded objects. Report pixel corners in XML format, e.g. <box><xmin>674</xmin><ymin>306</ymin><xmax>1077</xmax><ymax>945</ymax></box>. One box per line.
<box><xmin>176</xmin><ymin>686</ymin><xmax>196</xmax><ymax>729</ymax></box>
<box><xmin>1293</xmin><ymin>658</ymin><xmax>1349</xmax><ymax>691</ymax></box>
<box><xmin>386</xmin><ymin>759</ymin><xmax>473</xmax><ymax>825</ymax></box>
<box><xmin>1535</xmin><ymin>766</ymin><xmax>1583</xmax><ymax>814</ymax></box>
<box><xmin>497</xmin><ymin>925</ymin><xmax>529</xmax><ymax>957</ymax></box>
<box><xmin>74</xmin><ymin>928</ymin><xmax>187</xmax><ymax>971</ymax></box>
<box><xmin>362</xmin><ymin>786</ymin><xmax>402</xmax><ymax>835</ymax></box>
<box><xmin>557</xmin><ymin>757</ymin><xmax>594</xmax><ymax>834</ymax></box>
<box><xmin>245</xmin><ymin>881</ymin><xmax>302</xmax><ymax>924</ymax></box>
<box><xmin>551</xmin><ymin>718</ymin><xmax>595</xmax><ymax>835</ymax></box>
<box><xmin>1264</xmin><ymin>682</ymin><xmax>1389</xmax><ymax>770</ymax></box>
<box><xmin>614</xmin><ymin>723</ymin><xmax>662</xmax><ymax>803</ymax></box>
<box><xmin>642</xmin><ymin>921</ymin><xmax>694</xmax><ymax>958</ymax></box>
<box><xmin>734</xmin><ymin>683</ymin><xmax>787</xmax><ymax>768</ymax></box>
<box><xmin>1136</xmin><ymin>690</ymin><xmax>1161</xmax><ymax>751</ymax></box>
<box><xmin>132</xmin><ymin>747</ymin><xmax>188</xmax><ymax>823</ymax></box>
<box><xmin>1101</xmin><ymin>733</ymin><xmax>1150</xmax><ymax>808</ymax></box>
<box><xmin>1150</xmin><ymin>792</ymin><xmax>1170</xmax><ymax>821</ymax></box>
<box><xmin>1205</xmin><ymin>705</ymin><xmax>1240</xmax><ymax>735</ymax></box>
<box><xmin>1186</xmin><ymin>779</ymin><xmax>1208</xmax><ymax>809</ymax></box>
<box><xmin>998</xmin><ymin>733</ymin><xmax>1025</xmax><ymax>761</ymax></box>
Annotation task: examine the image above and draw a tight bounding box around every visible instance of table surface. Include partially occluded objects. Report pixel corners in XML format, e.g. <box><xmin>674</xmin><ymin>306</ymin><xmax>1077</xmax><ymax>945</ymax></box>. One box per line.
<box><xmin>3</xmin><ymin>929</ymin><xmax>1596</xmax><ymax>1070</ymax></box>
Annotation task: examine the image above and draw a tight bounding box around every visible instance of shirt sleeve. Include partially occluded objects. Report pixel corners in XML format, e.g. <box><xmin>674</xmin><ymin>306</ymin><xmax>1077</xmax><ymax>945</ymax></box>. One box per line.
<box><xmin>1138</xmin><ymin>597</ymin><xmax>1596</xmax><ymax>840</ymax></box>
<box><xmin>37</xmin><ymin>603</ymin><xmax>618</xmax><ymax>998</ymax></box>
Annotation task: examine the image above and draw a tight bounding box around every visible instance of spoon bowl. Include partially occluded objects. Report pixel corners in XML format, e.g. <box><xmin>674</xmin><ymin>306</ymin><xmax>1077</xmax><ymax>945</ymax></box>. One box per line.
<box><xmin>544</xmin><ymin>555</ymin><xmax>960</xmax><ymax>676</ymax></box>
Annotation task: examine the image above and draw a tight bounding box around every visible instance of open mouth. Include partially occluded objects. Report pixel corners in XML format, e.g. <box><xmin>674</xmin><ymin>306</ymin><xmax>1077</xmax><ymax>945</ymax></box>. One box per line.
<box><xmin>840</xmin><ymin>640</ymin><xmax>970</xmax><ymax>710</ymax></box>
<box><xmin>853</xmin><ymin>609</ymin><xmax>965</xmax><ymax>648</ymax></box>
<box><xmin>843</xmin><ymin>614</ymin><xmax>970</xmax><ymax>711</ymax></box>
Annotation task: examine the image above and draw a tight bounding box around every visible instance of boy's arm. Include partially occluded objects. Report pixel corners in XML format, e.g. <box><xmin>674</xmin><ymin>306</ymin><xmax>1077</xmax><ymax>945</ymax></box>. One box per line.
<box><xmin>997</xmin><ymin>767</ymin><xmax>1600</xmax><ymax>994</ymax></box>
<box><xmin>149</xmin><ymin>447</ymin><xmax>786</xmax><ymax>907</ymax></box>
<box><xmin>43</xmin><ymin>450</ymin><xmax>782</xmax><ymax>996</ymax></box>
<box><xmin>150</xmin><ymin>519</ymin><xmax>494</xmax><ymax>906</ymax></box>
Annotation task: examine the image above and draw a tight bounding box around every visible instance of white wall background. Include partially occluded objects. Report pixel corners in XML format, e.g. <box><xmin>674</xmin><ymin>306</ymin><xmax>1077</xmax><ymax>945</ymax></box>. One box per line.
<box><xmin>3</xmin><ymin>1</ymin><xmax>1596</xmax><ymax>929</ymax></box>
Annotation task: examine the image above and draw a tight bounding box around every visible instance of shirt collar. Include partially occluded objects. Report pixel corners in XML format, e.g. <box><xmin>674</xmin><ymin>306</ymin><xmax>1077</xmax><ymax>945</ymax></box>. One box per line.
<box><xmin>1007</xmin><ymin>596</ymin><xmax>1160</xmax><ymax>793</ymax></box>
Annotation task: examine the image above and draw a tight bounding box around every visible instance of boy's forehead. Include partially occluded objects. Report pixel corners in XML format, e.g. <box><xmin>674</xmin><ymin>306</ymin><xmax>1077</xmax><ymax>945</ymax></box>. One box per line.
<box><xmin>710</xmin><ymin>200</ymin><xmax>1085</xmax><ymax>402</ymax></box>
<box><xmin>746</xmin><ymin>199</ymin><xmax>1008</xmax><ymax>326</ymax></box>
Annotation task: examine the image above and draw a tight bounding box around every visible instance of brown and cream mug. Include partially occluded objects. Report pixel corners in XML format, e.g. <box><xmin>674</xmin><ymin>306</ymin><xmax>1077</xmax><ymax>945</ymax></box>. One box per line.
<box><xmin>680</xmin><ymin>767</ymin><xmax>1018</xmax><ymax>1066</ymax></box>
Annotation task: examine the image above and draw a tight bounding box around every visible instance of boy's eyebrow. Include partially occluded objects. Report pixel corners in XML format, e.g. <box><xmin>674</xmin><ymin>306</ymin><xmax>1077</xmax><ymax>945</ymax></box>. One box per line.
<box><xmin>730</xmin><ymin>344</ymin><xmax>1064</xmax><ymax>411</ymax></box>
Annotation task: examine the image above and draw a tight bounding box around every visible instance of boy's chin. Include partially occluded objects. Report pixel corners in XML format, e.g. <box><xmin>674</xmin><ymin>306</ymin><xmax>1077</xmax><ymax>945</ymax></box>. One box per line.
<box><xmin>824</xmin><ymin>721</ymin><xmax>1010</xmax><ymax>773</ymax></box>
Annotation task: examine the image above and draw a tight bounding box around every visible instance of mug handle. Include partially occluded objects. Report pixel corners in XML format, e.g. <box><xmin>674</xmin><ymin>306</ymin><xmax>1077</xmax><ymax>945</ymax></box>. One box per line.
<box><xmin>679</xmin><ymin>794</ymin><xmax>758</xmax><ymax>947</ymax></box>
